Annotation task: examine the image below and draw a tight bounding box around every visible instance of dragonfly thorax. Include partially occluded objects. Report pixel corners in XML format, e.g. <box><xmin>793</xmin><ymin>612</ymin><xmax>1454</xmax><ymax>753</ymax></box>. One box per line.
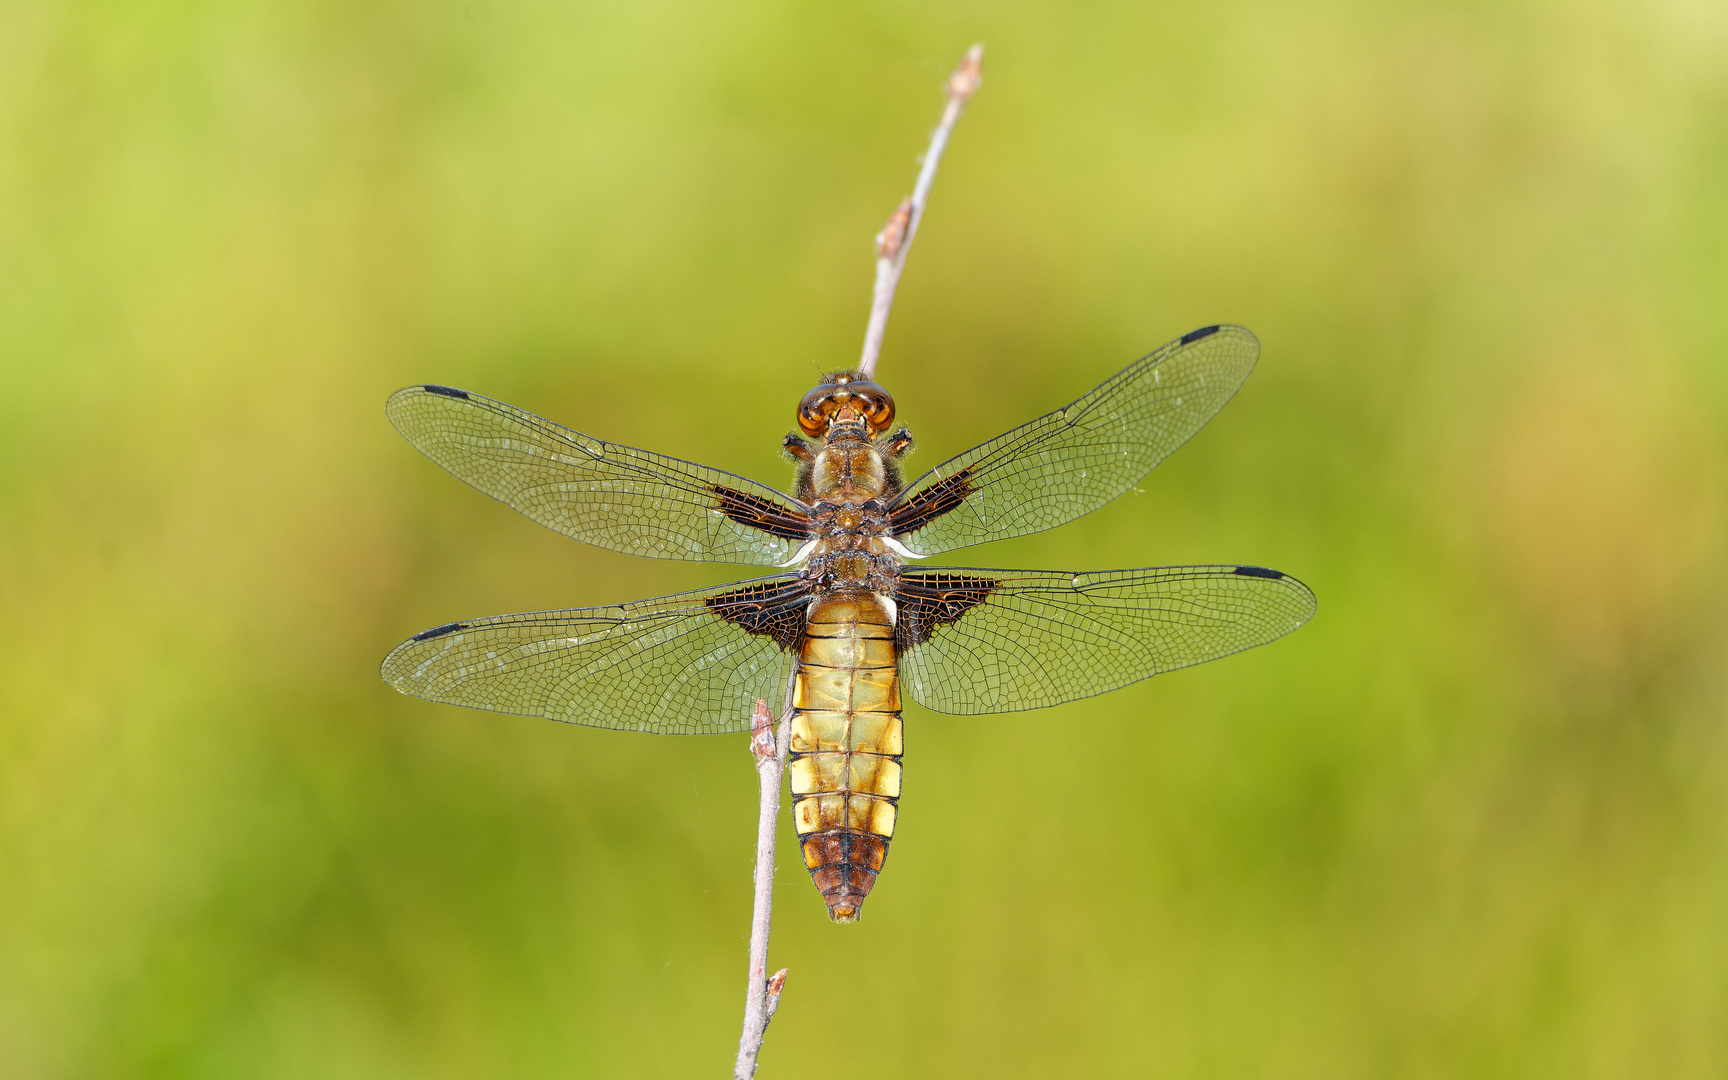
<box><xmin>809</xmin><ymin>432</ymin><xmax>891</xmax><ymax>503</ymax></box>
<box><xmin>803</xmin><ymin>495</ymin><xmax>901</xmax><ymax>587</ymax></box>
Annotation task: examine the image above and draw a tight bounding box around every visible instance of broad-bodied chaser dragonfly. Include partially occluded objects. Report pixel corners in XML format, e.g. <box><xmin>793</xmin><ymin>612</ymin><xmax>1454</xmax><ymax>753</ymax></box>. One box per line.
<box><xmin>382</xmin><ymin>324</ymin><xmax>1314</xmax><ymax>921</ymax></box>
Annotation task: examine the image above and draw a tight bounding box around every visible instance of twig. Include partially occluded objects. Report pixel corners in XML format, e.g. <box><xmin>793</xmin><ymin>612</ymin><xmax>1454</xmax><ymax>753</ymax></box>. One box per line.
<box><xmin>733</xmin><ymin>689</ymin><xmax>794</xmax><ymax>1080</ymax></box>
<box><xmin>859</xmin><ymin>43</ymin><xmax>985</xmax><ymax>379</ymax></box>
<box><xmin>733</xmin><ymin>43</ymin><xmax>984</xmax><ymax>1078</ymax></box>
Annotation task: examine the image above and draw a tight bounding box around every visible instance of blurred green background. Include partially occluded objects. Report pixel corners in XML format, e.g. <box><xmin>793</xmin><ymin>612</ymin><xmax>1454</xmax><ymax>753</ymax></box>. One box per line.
<box><xmin>3</xmin><ymin>0</ymin><xmax>1726</xmax><ymax>1076</ymax></box>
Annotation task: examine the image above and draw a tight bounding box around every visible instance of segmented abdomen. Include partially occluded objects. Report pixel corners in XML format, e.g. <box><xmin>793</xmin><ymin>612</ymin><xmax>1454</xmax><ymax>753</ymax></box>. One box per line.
<box><xmin>788</xmin><ymin>591</ymin><xmax>902</xmax><ymax>922</ymax></box>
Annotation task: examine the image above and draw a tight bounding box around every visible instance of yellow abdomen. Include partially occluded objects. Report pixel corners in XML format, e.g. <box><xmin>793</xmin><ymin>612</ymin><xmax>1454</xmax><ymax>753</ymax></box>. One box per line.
<box><xmin>788</xmin><ymin>591</ymin><xmax>902</xmax><ymax>922</ymax></box>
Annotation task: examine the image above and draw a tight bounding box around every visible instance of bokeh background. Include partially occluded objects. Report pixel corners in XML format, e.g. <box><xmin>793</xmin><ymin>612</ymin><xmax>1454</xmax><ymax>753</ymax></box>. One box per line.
<box><xmin>3</xmin><ymin>1</ymin><xmax>1726</xmax><ymax>1076</ymax></box>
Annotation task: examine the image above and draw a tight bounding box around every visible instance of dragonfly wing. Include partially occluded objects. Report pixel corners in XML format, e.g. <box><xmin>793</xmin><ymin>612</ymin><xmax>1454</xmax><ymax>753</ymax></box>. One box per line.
<box><xmin>895</xmin><ymin>564</ymin><xmax>1314</xmax><ymax>715</ymax></box>
<box><xmin>381</xmin><ymin>575</ymin><xmax>810</xmax><ymax>733</ymax></box>
<box><xmin>388</xmin><ymin>385</ymin><xmax>811</xmax><ymax>565</ymax></box>
<box><xmin>888</xmin><ymin>325</ymin><xmax>1259</xmax><ymax>555</ymax></box>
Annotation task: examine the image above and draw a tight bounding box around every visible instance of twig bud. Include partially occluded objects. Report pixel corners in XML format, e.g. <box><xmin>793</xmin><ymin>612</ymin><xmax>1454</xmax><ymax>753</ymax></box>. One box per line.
<box><xmin>766</xmin><ymin>968</ymin><xmax>789</xmax><ymax>1021</ymax></box>
<box><xmin>749</xmin><ymin>698</ymin><xmax>774</xmax><ymax>763</ymax></box>
<box><xmin>875</xmin><ymin>199</ymin><xmax>913</xmax><ymax>260</ymax></box>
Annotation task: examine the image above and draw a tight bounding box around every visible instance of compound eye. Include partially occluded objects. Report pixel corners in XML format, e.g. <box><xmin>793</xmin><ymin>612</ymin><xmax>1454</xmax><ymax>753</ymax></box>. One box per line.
<box><xmin>797</xmin><ymin>384</ymin><xmax>836</xmax><ymax>437</ymax></box>
<box><xmin>847</xmin><ymin>381</ymin><xmax>896</xmax><ymax>432</ymax></box>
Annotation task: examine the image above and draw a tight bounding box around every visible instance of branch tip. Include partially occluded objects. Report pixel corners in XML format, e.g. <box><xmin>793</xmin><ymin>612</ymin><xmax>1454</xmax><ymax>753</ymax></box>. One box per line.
<box><xmin>856</xmin><ymin>42</ymin><xmax>984</xmax><ymax>379</ymax></box>
<box><xmin>947</xmin><ymin>43</ymin><xmax>984</xmax><ymax>102</ymax></box>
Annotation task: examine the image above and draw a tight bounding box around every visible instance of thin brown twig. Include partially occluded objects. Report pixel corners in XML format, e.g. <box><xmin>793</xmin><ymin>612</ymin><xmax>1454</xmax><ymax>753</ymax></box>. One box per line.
<box><xmin>859</xmin><ymin>43</ymin><xmax>984</xmax><ymax>379</ymax></box>
<box><xmin>733</xmin><ymin>43</ymin><xmax>984</xmax><ymax>1079</ymax></box>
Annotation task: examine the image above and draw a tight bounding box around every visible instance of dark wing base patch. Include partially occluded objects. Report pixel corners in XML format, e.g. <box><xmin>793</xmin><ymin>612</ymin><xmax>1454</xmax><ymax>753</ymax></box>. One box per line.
<box><xmin>705</xmin><ymin>578</ymin><xmax>811</xmax><ymax>650</ymax></box>
<box><xmin>711</xmin><ymin>485</ymin><xmax>814</xmax><ymax>542</ymax></box>
<box><xmin>894</xmin><ymin>571</ymin><xmax>1000</xmax><ymax>650</ymax></box>
<box><xmin>888</xmin><ymin>469</ymin><xmax>973</xmax><ymax>537</ymax></box>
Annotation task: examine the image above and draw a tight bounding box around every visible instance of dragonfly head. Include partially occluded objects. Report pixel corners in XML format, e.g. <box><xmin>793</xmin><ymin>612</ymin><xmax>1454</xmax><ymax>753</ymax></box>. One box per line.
<box><xmin>798</xmin><ymin>371</ymin><xmax>895</xmax><ymax>438</ymax></box>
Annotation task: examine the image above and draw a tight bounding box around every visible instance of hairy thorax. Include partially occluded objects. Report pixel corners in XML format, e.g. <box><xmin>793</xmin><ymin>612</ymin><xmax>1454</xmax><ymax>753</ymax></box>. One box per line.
<box><xmin>800</xmin><ymin>427</ymin><xmax>904</xmax><ymax>594</ymax></box>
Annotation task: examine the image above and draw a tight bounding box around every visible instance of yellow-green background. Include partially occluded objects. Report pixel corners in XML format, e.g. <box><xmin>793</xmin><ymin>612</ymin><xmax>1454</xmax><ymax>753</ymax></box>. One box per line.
<box><xmin>3</xmin><ymin>1</ymin><xmax>1725</xmax><ymax>1076</ymax></box>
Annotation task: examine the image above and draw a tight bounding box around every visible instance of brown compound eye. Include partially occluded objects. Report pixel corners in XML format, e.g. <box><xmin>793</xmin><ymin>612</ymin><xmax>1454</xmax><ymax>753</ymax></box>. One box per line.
<box><xmin>796</xmin><ymin>382</ymin><xmax>839</xmax><ymax>437</ymax></box>
<box><xmin>844</xmin><ymin>381</ymin><xmax>895</xmax><ymax>432</ymax></box>
<box><xmin>796</xmin><ymin>373</ymin><xmax>897</xmax><ymax>436</ymax></box>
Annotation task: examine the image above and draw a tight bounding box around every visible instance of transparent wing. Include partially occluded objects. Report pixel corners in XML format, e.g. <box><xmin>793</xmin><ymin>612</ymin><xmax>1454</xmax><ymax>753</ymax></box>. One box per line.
<box><xmin>888</xmin><ymin>325</ymin><xmax>1259</xmax><ymax>555</ymax></box>
<box><xmin>895</xmin><ymin>564</ymin><xmax>1314</xmax><ymax>715</ymax></box>
<box><xmin>388</xmin><ymin>385</ymin><xmax>811</xmax><ymax>565</ymax></box>
<box><xmin>381</xmin><ymin>575</ymin><xmax>809</xmax><ymax>733</ymax></box>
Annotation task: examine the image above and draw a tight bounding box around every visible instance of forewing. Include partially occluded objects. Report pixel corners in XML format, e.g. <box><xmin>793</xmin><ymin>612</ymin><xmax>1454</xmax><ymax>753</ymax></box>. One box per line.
<box><xmin>889</xmin><ymin>325</ymin><xmax>1259</xmax><ymax>554</ymax></box>
<box><xmin>381</xmin><ymin>575</ymin><xmax>809</xmax><ymax>733</ymax></box>
<box><xmin>896</xmin><ymin>564</ymin><xmax>1314</xmax><ymax>715</ymax></box>
<box><xmin>388</xmin><ymin>385</ymin><xmax>811</xmax><ymax>565</ymax></box>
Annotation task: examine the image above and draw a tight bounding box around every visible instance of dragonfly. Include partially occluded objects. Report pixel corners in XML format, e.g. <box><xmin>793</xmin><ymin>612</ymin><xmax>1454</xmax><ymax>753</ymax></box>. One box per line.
<box><xmin>381</xmin><ymin>324</ymin><xmax>1315</xmax><ymax>921</ymax></box>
